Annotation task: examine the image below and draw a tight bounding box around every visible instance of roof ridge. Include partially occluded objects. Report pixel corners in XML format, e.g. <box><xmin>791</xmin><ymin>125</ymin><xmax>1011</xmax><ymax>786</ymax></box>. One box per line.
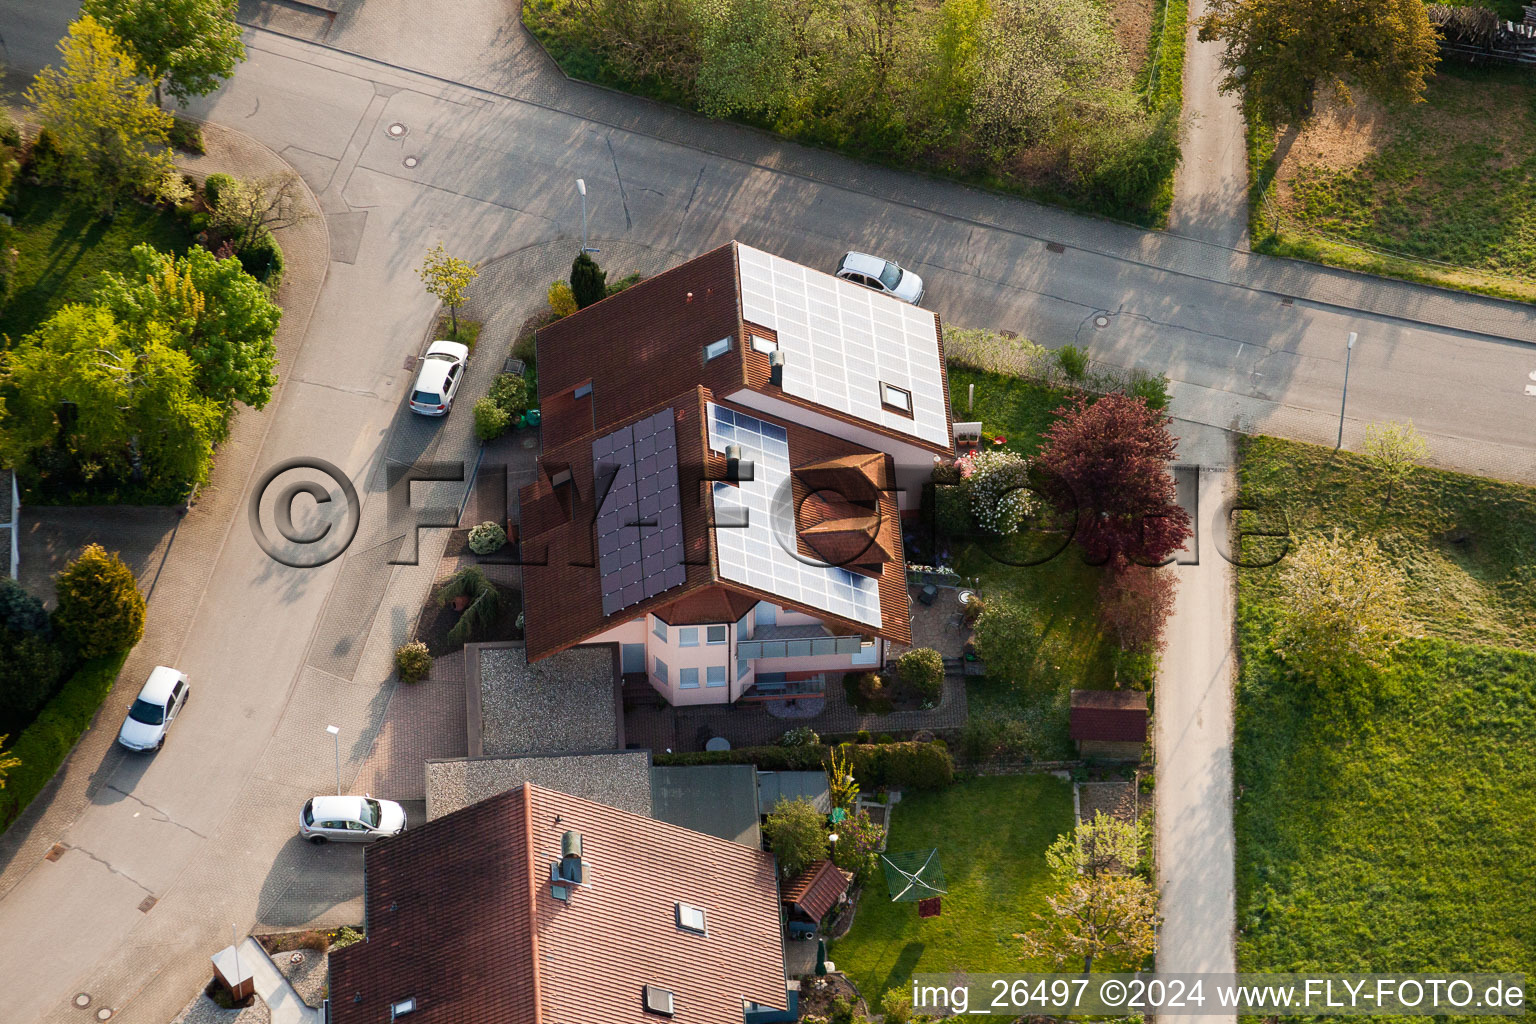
<box><xmin>522</xmin><ymin>783</ymin><xmax>544</xmax><ymax>1024</ymax></box>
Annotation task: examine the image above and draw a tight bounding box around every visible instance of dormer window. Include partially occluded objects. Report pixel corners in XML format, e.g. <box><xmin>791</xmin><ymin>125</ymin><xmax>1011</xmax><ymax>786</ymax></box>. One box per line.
<box><xmin>704</xmin><ymin>336</ymin><xmax>732</xmax><ymax>362</ymax></box>
<box><xmin>880</xmin><ymin>382</ymin><xmax>913</xmax><ymax>416</ymax></box>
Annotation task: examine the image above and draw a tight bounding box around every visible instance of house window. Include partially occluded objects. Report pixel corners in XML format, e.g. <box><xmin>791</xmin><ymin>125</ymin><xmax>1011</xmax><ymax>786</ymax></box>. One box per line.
<box><xmin>750</xmin><ymin>334</ymin><xmax>778</xmax><ymax>355</ymax></box>
<box><xmin>653</xmin><ymin>618</ymin><xmax>667</xmax><ymax>642</ymax></box>
<box><xmin>654</xmin><ymin>657</ymin><xmax>669</xmax><ymax>684</ymax></box>
<box><xmin>679</xmin><ymin>667</ymin><xmax>700</xmax><ymax>689</ymax></box>
<box><xmin>573</xmin><ymin>381</ymin><xmax>593</xmax><ymax>399</ymax></box>
<box><xmin>676</xmin><ymin>903</ymin><xmax>707</xmax><ymax>934</ymax></box>
<box><xmin>704</xmin><ymin>337</ymin><xmax>732</xmax><ymax>362</ymax></box>
<box><xmin>706</xmin><ymin>625</ymin><xmax>728</xmax><ymax>645</ymax></box>
<box><xmin>678</xmin><ymin>627</ymin><xmax>699</xmax><ymax>647</ymax></box>
<box><xmin>391</xmin><ymin>999</ymin><xmax>417</xmax><ymax>1019</ymax></box>
<box><xmin>880</xmin><ymin>382</ymin><xmax>913</xmax><ymax>415</ymax></box>
<box><xmin>706</xmin><ymin>665</ymin><xmax>726</xmax><ymax>688</ymax></box>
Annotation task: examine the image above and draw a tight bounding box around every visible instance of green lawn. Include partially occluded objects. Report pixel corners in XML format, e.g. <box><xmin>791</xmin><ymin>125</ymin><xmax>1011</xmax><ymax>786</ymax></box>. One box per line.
<box><xmin>0</xmin><ymin>182</ymin><xmax>195</xmax><ymax>344</ymax></box>
<box><xmin>1234</xmin><ymin>437</ymin><xmax>1536</xmax><ymax>1007</ymax></box>
<box><xmin>830</xmin><ymin>774</ymin><xmax>1073</xmax><ymax>1002</ymax></box>
<box><xmin>1250</xmin><ymin>61</ymin><xmax>1536</xmax><ymax>302</ymax></box>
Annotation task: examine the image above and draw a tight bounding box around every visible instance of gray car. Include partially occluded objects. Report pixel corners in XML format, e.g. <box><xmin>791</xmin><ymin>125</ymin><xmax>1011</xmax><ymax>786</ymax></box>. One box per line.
<box><xmin>299</xmin><ymin>795</ymin><xmax>407</xmax><ymax>844</ymax></box>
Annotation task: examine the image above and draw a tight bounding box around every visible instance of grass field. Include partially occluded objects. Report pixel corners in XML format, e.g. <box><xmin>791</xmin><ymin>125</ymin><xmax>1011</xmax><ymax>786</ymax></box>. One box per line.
<box><xmin>830</xmin><ymin>774</ymin><xmax>1073</xmax><ymax>1002</ymax></box>
<box><xmin>1234</xmin><ymin>436</ymin><xmax>1536</xmax><ymax>1001</ymax></box>
<box><xmin>0</xmin><ymin>182</ymin><xmax>195</xmax><ymax>344</ymax></box>
<box><xmin>1249</xmin><ymin>62</ymin><xmax>1536</xmax><ymax>302</ymax></box>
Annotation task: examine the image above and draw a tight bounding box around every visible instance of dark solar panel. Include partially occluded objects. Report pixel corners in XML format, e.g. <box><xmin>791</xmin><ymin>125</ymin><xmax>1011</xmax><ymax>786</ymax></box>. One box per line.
<box><xmin>595</xmin><ymin>410</ymin><xmax>687</xmax><ymax>615</ymax></box>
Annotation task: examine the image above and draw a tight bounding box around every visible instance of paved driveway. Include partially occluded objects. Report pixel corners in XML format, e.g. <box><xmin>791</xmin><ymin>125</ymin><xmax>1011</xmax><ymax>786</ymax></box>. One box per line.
<box><xmin>0</xmin><ymin>2</ymin><xmax>1533</xmax><ymax>1021</ymax></box>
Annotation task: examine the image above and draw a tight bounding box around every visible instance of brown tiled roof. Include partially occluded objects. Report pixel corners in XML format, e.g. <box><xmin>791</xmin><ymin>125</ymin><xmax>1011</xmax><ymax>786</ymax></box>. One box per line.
<box><xmin>1068</xmin><ymin>689</ymin><xmax>1149</xmax><ymax>742</ymax></box>
<box><xmin>781</xmin><ymin>859</ymin><xmax>853</xmax><ymax>921</ymax></box>
<box><xmin>329</xmin><ymin>783</ymin><xmax>788</xmax><ymax>1024</ymax></box>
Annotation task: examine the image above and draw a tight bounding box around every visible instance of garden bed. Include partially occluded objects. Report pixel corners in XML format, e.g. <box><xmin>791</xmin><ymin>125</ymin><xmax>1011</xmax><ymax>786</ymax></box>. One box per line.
<box><xmin>414</xmin><ymin>580</ymin><xmax>522</xmax><ymax>657</ymax></box>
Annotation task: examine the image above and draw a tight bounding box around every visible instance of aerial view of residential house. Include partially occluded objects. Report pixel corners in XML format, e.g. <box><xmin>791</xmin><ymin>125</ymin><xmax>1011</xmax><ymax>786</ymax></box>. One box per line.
<box><xmin>328</xmin><ymin>781</ymin><xmax>798</xmax><ymax>1023</ymax></box>
<box><xmin>519</xmin><ymin>242</ymin><xmax>955</xmax><ymax>706</ymax></box>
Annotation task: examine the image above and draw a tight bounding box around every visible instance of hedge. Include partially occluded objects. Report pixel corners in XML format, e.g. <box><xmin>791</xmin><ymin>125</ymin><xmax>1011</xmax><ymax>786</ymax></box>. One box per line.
<box><xmin>0</xmin><ymin>653</ymin><xmax>128</xmax><ymax>830</ymax></box>
<box><xmin>653</xmin><ymin>739</ymin><xmax>953</xmax><ymax>791</ymax></box>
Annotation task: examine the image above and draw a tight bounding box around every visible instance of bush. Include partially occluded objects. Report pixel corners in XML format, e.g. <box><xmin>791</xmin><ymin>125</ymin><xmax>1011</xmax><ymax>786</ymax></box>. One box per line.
<box><xmin>1055</xmin><ymin>344</ymin><xmax>1090</xmax><ymax>381</ymax></box>
<box><xmin>779</xmin><ymin>725</ymin><xmax>820</xmax><ymax>747</ymax></box>
<box><xmin>330</xmin><ymin>925</ymin><xmax>364</xmax><ymax>950</ymax></box>
<box><xmin>605</xmin><ymin>271</ymin><xmax>642</xmax><ymax>296</ymax></box>
<box><xmin>844</xmin><ymin>740</ymin><xmax>954</xmax><ymax>790</ymax></box>
<box><xmin>961</xmin><ymin>449</ymin><xmax>1038</xmax><ymax>536</ymax></box>
<box><xmin>189</xmin><ymin>211</ymin><xmax>210</xmax><ymax>234</ymax></box>
<box><xmin>238</xmin><ymin>227</ymin><xmax>284</xmax><ymax>287</ymax></box>
<box><xmin>762</xmin><ymin>797</ymin><xmax>828</xmax><ymax>877</ymax></box>
<box><xmin>934</xmin><ymin>478</ymin><xmax>972</xmax><ymax>537</ymax></box>
<box><xmin>467</xmin><ymin>521</ymin><xmax>507</xmax><ymax>555</ymax></box>
<box><xmin>53</xmin><ymin>545</ymin><xmax>145</xmax><ymax>659</ymax></box>
<box><xmin>395</xmin><ymin>641</ymin><xmax>432</xmax><ymax>683</ymax></box>
<box><xmin>0</xmin><ymin>110</ymin><xmax>19</xmax><ymax>148</ymax></box>
<box><xmin>548</xmin><ymin>279</ymin><xmax>577</xmax><ymax>318</ymax></box>
<box><xmin>1127</xmin><ymin>371</ymin><xmax>1171</xmax><ymax>411</ymax></box>
<box><xmin>896</xmin><ymin>648</ymin><xmax>945</xmax><ymax>704</ymax></box>
<box><xmin>0</xmin><ymin>631</ymin><xmax>66</xmax><ymax>721</ymax></box>
<box><xmin>202</xmin><ymin>172</ymin><xmax>235</xmax><ymax>208</ymax></box>
<box><xmin>489</xmin><ymin>373</ymin><xmax>529</xmax><ymax>419</ymax></box>
<box><xmin>0</xmin><ymin>653</ymin><xmax>126</xmax><ymax>828</ymax></box>
<box><xmin>474</xmin><ymin>397</ymin><xmax>511</xmax><ymax>441</ymax></box>
<box><xmin>26</xmin><ymin>127</ymin><xmax>63</xmax><ymax>184</ymax></box>
<box><xmin>570</xmin><ymin>252</ymin><xmax>607</xmax><ymax>309</ymax></box>
<box><xmin>0</xmin><ymin>579</ymin><xmax>51</xmax><ymax>634</ymax></box>
<box><xmin>168</xmin><ymin>116</ymin><xmax>206</xmax><ymax>154</ymax></box>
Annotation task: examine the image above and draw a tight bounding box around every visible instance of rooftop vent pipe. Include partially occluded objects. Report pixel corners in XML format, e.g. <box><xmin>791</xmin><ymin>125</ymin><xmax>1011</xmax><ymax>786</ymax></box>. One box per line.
<box><xmin>769</xmin><ymin>350</ymin><xmax>785</xmax><ymax>387</ymax></box>
<box><xmin>559</xmin><ymin>830</ymin><xmax>584</xmax><ymax>883</ymax></box>
<box><xmin>724</xmin><ymin>444</ymin><xmax>752</xmax><ymax>483</ymax></box>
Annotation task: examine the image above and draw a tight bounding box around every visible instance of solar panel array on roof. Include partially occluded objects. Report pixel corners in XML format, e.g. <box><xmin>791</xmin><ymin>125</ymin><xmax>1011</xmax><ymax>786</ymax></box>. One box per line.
<box><xmin>735</xmin><ymin>244</ymin><xmax>949</xmax><ymax>448</ymax></box>
<box><xmin>594</xmin><ymin>410</ymin><xmax>687</xmax><ymax>616</ymax></box>
<box><xmin>707</xmin><ymin>403</ymin><xmax>882</xmax><ymax>627</ymax></box>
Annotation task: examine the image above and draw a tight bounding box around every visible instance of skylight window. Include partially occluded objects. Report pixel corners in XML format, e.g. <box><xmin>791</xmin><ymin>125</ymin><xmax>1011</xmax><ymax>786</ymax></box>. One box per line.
<box><xmin>704</xmin><ymin>336</ymin><xmax>732</xmax><ymax>362</ymax></box>
<box><xmin>879</xmin><ymin>382</ymin><xmax>913</xmax><ymax>415</ymax></box>
<box><xmin>644</xmin><ymin>985</ymin><xmax>676</xmax><ymax>1016</ymax></box>
<box><xmin>391</xmin><ymin>998</ymin><xmax>417</xmax><ymax>1019</ymax></box>
<box><xmin>676</xmin><ymin>902</ymin><xmax>707</xmax><ymax>934</ymax></box>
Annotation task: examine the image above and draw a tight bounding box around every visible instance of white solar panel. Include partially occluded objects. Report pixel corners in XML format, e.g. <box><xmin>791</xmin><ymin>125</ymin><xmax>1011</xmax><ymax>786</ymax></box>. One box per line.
<box><xmin>735</xmin><ymin>245</ymin><xmax>948</xmax><ymax>447</ymax></box>
<box><xmin>706</xmin><ymin>403</ymin><xmax>883</xmax><ymax>628</ymax></box>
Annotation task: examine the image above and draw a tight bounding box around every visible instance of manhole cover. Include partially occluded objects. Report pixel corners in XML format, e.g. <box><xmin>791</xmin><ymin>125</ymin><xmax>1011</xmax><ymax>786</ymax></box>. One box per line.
<box><xmin>403</xmin><ymin>155</ymin><xmax>419</xmax><ymax>169</ymax></box>
<box><xmin>73</xmin><ymin>993</ymin><xmax>91</xmax><ymax>1008</ymax></box>
<box><xmin>386</xmin><ymin>122</ymin><xmax>407</xmax><ymax>138</ymax></box>
<box><xmin>1093</xmin><ymin>315</ymin><xmax>1110</xmax><ymax>328</ymax></box>
<box><xmin>290</xmin><ymin>952</ymin><xmax>306</xmax><ymax>964</ymax></box>
<box><xmin>96</xmin><ymin>1010</ymin><xmax>113</xmax><ymax>1021</ymax></box>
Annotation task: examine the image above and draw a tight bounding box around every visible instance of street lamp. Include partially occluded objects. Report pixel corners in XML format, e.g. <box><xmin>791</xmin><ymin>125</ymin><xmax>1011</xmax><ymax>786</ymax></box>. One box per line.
<box><xmin>326</xmin><ymin>725</ymin><xmax>341</xmax><ymax>796</ymax></box>
<box><xmin>1336</xmin><ymin>331</ymin><xmax>1357</xmax><ymax>450</ymax></box>
<box><xmin>575</xmin><ymin>178</ymin><xmax>599</xmax><ymax>255</ymax></box>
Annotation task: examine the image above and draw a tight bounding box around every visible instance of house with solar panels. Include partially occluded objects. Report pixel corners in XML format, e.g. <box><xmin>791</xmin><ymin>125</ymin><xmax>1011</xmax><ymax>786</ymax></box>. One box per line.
<box><xmin>518</xmin><ymin>242</ymin><xmax>954</xmax><ymax>706</ymax></box>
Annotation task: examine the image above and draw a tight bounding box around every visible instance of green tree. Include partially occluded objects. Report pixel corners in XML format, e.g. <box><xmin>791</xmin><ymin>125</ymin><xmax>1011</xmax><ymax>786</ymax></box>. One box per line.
<box><xmin>53</xmin><ymin>543</ymin><xmax>146</xmax><ymax>658</ymax></box>
<box><xmin>1363</xmin><ymin>420</ymin><xmax>1429</xmax><ymax>505</ymax></box>
<box><xmin>763</xmin><ymin>797</ymin><xmax>829</xmax><ymax>877</ymax></box>
<box><xmin>569</xmin><ymin>252</ymin><xmax>607</xmax><ymax>310</ymax></box>
<box><xmin>1045</xmin><ymin>810</ymin><xmax>1147</xmax><ymax>881</ymax></box>
<box><xmin>1197</xmin><ymin>0</ymin><xmax>1439</xmax><ymax>126</ymax></box>
<box><xmin>417</xmin><ymin>242</ymin><xmax>478</xmax><ymax>334</ymax></box>
<box><xmin>81</xmin><ymin>0</ymin><xmax>246</xmax><ymax>107</ymax></box>
<box><xmin>95</xmin><ymin>243</ymin><xmax>281</xmax><ymax>411</ymax></box>
<box><xmin>0</xmin><ymin>736</ymin><xmax>19</xmax><ymax>791</ymax></box>
<box><xmin>25</xmin><ymin>15</ymin><xmax>175</xmax><ymax>212</ymax></box>
<box><xmin>896</xmin><ymin>647</ymin><xmax>944</xmax><ymax>703</ymax></box>
<box><xmin>0</xmin><ymin>304</ymin><xmax>222</xmax><ymax>492</ymax></box>
<box><xmin>209</xmin><ymin>171</ymin><xmax>309</xmax><ymax>252</ymax></box>
<box><xmin>1018</xmin><ymin>871</ymin><xmax>1159</xmax><ymax>972</ymax></box>
<box><xmin>829</xmin><ymin>809</ymin><xmax>884</xmax><ymax>882</ymax></box>
<box><xmin>1274</xmin><ymin>531</ymin><xmax>1409</xmax><ymax>678</ymax></box>
<box><xmin>695</xmin><ymin>0</ymin><xmax>795</xmax><ymax>116</ymax></box>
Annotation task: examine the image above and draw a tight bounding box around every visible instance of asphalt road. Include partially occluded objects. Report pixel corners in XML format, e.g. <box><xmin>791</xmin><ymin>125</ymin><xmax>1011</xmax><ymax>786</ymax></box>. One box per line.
<box><xmin>0</xmin><ymin>1</ymin><xmax>1533</xmax><ymax>1021</ymax></box>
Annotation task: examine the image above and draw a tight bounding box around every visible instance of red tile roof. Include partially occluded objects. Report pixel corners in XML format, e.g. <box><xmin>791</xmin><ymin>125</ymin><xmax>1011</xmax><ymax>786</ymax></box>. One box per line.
<box><xmin>1068</xmin><ymin>689</ymin><xmax>1149</xmax><ymax>742</ymax></box>
<box><xmin>329</xmin><ymin>783</ymin><xmax>788</xmax><ymax>1024</ymax></box>
<box><xmin>781</xmin><ymin>859</ymin><xmax>853</xmax><ymax>921</ymax></box>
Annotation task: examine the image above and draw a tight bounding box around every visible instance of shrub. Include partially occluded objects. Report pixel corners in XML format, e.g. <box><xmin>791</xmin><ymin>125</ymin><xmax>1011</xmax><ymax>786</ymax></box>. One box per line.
<box><xmin>0</xmin><ymin>579</ymin><xmax>51</xmax><ymax>634</ymax></box>
<box><xmin>53</xmin><ymin>545</ymin><xmax>145</xmax><ymax>658</ymax></box>
<box><xmin>896</xmin><ymin>648</ymin><xmax>945</xmax><ymax>704</ymax></box>
<box><xmin>844</xmin><ymin>740</ymin><xmax>954</xmax><ymax>790</ymax></box>
<box><xmin>961</xmin><ymin>449</ymin><xmax>1038</xmax><ymax>535</ymax></box>
<box><xmin>570</xmin><ymin>252</ymin><xmax>607</xmax><ymax>308</ymax></box>
<box><xmin>330</xmin><ymin>925</ymin><xmax>364</xmax><ymax>950</ymax></box>
<box><xmin>548</xmin><ymin>279</ymin><xmax>577</xmax><ymax>318</ymax></box>
<box><xmin>0</xmin><ymin>223</ymin><xmax>15</xmax><ymax>307</ymax></box>
<box><xmin>0</xmin><ymin>110</ymin><xmax>19</xmax><ymax>148</ymax></box>
<box><xmin>238</xmin><ymin>227</ymin><xmax>283</xmax><ymax>287</ymax></box>
<box><xmin>435</xmin><ymin>566</ymin><xmax>500</xmax><ymax>645</ymax></box>
<box><xmin>605</xmin><ymin>271</ymin><xmax>642</xmax><ymax>295</ymax></box>
<box><xmin>763</xmin><ymin>796</ymin><xmax>829</xmax><ymax>877</ymax></box>
<box><xmin>0</xmin><ymin>631</ymin><xmax>66</xmax><ymax>721</ymax></box>
<box><xmin>880</xmin><ymin>989</ymin><xmax>914</xmax><ymax>1024</ymax></box>
<box><xmin>779</xmin><ymin>725</ymin><xmax>820</xmax><ymax>747</ymax></box>
<box><xmin>202</xmin><ymin>171</ymin><xmax>235</xmax><ymax>207</ymax></box>
<box><xmin>151</xmin><ymin>166</ymin><xmax>193</xmax><ymax>206</ymax></box>
<box><xmin>473</xmin><ymin>397</ymin><xmax>511</xmax><ymax>441</ymax></box>
<box><xmin>488</xmin><ymin>373</ymin><xmax>528</xmax><ymax>419</ymax></box>
<box><xmin>1055</xmin><ymin>344</ymin><xmax>1089</xmax><ymax>380</ymax></box>
<box><xmin>963</xmin><ymin>593</ymin><xmax>986</xmax><ymax>626</ymax></box>
<box><xmin>168</xmin><ymin>116</ymin><xmax>206</xmax><ymax>154</ymax></box>
<box><xmin>26</xmin><ymin>127</ymin><xmax>63</xmax><ymax>184</ymax></box>
<box><xmin>972</xmin><ymin>601</ymin><xmax>1034</xmax><ymax>685</ymax></box>
<box><xmin>467</xmin><ymin>521</ymin><xmax>507</xmax><ymax>555</ymax></box>
<box><xmin>934</xmin><ymin>478</ymin><xmax>972</xmax><ymax>537</ymax></box>
<box><xmin>1127</xmin><ymin>371</ymin><xmax>1171</xmax><ymax>411</ymax></box>
<box><xmin>189</xmin><ymin>211</ymin><xmax>210</xmax><ymax>234</ymax></box>
<box><xmin>394</xmin><ymin>641</ymin><xmax>432</xmax><ymax>683</ymax></box>
<box><xmin>0</xmin><ymin>653</ymin><xmax>126</xmax><ymax>827</ymax></box>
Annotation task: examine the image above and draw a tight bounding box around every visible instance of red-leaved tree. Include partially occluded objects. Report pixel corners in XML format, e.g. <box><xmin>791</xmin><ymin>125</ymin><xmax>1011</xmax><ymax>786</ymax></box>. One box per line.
<box><xmin>1036</xmin><ymin>393</ymin><xmax>1191</xmax><ymax>566</ymax></box>
<box><xmin>1098</xmin><ymin>560</ymin><xmax>1178</xmax><ymax>653</ymax></box>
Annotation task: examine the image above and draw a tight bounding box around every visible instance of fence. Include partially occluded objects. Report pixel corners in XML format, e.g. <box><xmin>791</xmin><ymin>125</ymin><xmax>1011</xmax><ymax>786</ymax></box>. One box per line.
<box><xmin>1427</xmin><ymin>3</ymin><xmax>1536</xmax><ymax>66</ymax></box>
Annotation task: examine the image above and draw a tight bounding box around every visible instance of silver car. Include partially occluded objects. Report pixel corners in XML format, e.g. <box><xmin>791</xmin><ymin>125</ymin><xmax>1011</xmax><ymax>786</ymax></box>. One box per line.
<box><xmin>299</xmin><ymin>795</ymin><xmax>407</xmax><ymax>844</ymax></box>
<box><xmin>835</xmin><ymin>251</ymin><xmax>925</xmax><ymax>305</ymax></box>
<box><xmin>117</xmin><ymin>666</ymin><xmax>190</xmax><ymax>751</ymax></box>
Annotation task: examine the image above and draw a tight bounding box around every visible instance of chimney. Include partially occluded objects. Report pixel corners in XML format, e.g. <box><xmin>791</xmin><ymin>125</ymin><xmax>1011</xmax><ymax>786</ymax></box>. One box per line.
<box><xmin>559</xmin><ymin>830</ymin><xmax>584</xmax><ymax>883</ymax></box>
<box><xmin>769</xmin><ymin>350</ymin><xmax>785</xmax><ymax>387</ymax></box>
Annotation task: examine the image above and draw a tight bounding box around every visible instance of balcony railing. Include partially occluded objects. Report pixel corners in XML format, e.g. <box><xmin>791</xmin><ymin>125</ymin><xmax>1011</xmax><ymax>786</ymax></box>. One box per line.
<box><xmin>737</xmin><ymin>636</ymin><xmax>865</xmax><ymax>660</ymax></box>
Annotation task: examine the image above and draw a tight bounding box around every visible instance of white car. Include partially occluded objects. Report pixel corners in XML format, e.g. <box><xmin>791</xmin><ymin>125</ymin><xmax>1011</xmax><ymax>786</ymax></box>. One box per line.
<box><xmin>117</xmin><ymin>666</ymin><xmax>190</xmax><ymax>752</ymax></box>
<box><xmin>835</xmin><ymin>251</ymin><xmax>925</xmax><ymax>305</ymax></box>
<box><xmin>299</xmin><ymin>795</ymin><xmax>407</xmax><ymax>844</ymax></box>
<box><xmin>408</xmin><ymin>340</ymin><xmax>469</xmax><ymax>416</ymax></box>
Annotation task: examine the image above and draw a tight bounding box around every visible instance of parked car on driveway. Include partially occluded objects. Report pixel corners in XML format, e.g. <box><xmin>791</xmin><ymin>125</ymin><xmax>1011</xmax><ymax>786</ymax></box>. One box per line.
<box><xmin>408</xmin><ymin>340</ymin><xmax>469</xmax><ymax>416</ymax></box>
<box><xmin>834</xmin><ymin>251</ymin><xmax>925</xmax><ymax>305</ymax></box>
<box><xmin>299</xmin><ymin>795</ymin><xmax>407</xmax><ymax>844</ymax></box>
<box><xmin>117</xmin><ymin>666</ymin><xmax>190</xmax><ymax>752</ymax></box>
